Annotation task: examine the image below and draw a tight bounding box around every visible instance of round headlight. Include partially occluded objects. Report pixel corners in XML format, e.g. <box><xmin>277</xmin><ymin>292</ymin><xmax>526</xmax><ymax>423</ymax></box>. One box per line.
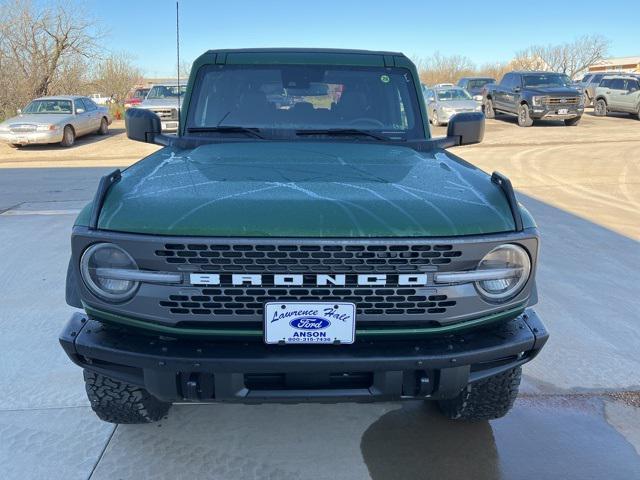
<box><xmin>475</xmin><ymin>244</ymin><xmax>531</xmax><ymax>302</ymax></box>
<box><xmin>80</xmin><ymin>243</ymin><xmax>139</xmax><ymax>302</ymax></box>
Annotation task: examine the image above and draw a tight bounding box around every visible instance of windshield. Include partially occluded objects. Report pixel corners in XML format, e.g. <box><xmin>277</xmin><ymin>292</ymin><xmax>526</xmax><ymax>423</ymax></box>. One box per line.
<box><xmin>133</xmin><ymin>88</ymin><xmax>149</xmax><ymax>99</ymax></box>
<box><xmin>147</xmin><ymin>85</ymin><xmax>186</xmax><ymax>99</ymax></box>
<box><xmin>187</xmin><ymin>64</ymin><xmax>425</xmax><ymax>140</ymax></box>
<box><xmin>522</xmin><ymin>74</ymin><xmax>572</xmax><ymax>88</ymax></box>
<box><xmin>436</xmin><ymin>89</ymin><xmax>472</xmax><ymax>101</ymax></box>
<box><xmin>23</xmin><ymin>99</ymin><xmax>73</xmax><ymax>114</ymax></box>
<box><xmin>467</xmin><ymin>79</ymin><xmax>494</xmax><ymax>89</ymax></box>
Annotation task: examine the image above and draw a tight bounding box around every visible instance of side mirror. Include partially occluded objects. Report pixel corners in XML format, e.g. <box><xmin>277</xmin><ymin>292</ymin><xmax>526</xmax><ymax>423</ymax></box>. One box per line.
<box><xmin>446</xmin><ymin>112</ymin><xmax>484</xmax><ymax>146</ymax></box>
<box><xmin>76</xmin><ymin>108</ymin><xmax>85</xmax><ymax>114</ymax></box>
<box><xmin>125</xmin><ymin>108</ymin><xmax>168</xmax><ymax>144</ymax></box>
<box><xmin>513</xmin><ymin>86</ymin><xmax>521</xmax><ymax>93</ymax></box>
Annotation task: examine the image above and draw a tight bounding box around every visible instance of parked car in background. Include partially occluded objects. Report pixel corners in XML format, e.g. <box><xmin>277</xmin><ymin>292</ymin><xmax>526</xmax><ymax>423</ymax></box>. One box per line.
<box><xmin>484</xmin><ymin>71</ymin><xmax>583</xmax><ymax>127</ymax></box>
<box><xmin>457</xmin><ymin>77</ymin><xmax>496</xmax><ymax>101</ymax></box>
<box><xmin>0</xmin><ymin>96</ymin><xmax>112</xmax><ymax>147</ymax></box>
<box><xmin>89</xmin><ymin>93</ymin><xmax>113</xmax><ymax>105</ymax></box>
<box><xmin>434</xmin><ymin>82</ymin><xmax>454</xmax><ymax>88</ymax></box>
<box><xmin>134</xmin><ymin>83</ymin><xmax>186</xmax><ymax>133</ymax></box>
<box><xmin>124</xmin><ymin>88</ymin><xmax>150</xmax><ymax>109</ymax></box>
<box><xmin>425</xmin><ymin>86</ymin><xmax>482</xmax><ymax>125</ymax></box>
<box><xmin>593</xmin><ymin>75</ymin><xmax>640</xmax><ymax>119</ymax></box>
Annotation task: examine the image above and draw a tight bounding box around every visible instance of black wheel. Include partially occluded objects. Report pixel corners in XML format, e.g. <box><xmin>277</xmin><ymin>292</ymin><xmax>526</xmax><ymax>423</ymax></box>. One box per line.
<box><xmin>438</xmin><ymin>366</ymin><xmax>522</xmax><ymax>421</ymax></box>
<box><xmin>84</xmin><ymin>370</ymin><xmax>171</xmax><ymax>424</ymax></box>
<box><xmin>60</xmin><ymin>125</ymin><xmax>75</xmax><ymax>147</ymax></box>
<box><xmin>517</xmin><ymin>104</ymin><xmax>533</xmax><ymax>127</ymax></box>
<box><xmin>594</xmin><ymin>99</ymin><xmax>607</xmax><ymax>117</ymax></box>
<box><xmin>632</xmin><ymin>105</ymin><xmax>640</xmax><ymax>120</ymax></box>
<box><xmin>564</xmin><ymin>116</ymin><xmax>581</xmax><ymax>126</ymax></box>
<box><xmin>97</xmin><ymin>117</ymin><xmax>109</xmax><ymax>135</ymax></box>
<box><xmin>484</xmin><ymin>99</ymin><xmax>495</xmax><ymax>119</ymax></box>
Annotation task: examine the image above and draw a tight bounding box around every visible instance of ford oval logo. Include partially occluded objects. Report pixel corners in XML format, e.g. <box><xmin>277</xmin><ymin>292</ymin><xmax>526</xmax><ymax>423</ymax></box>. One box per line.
<box><xmin>290</xmin><ymin>317</ymin><xmax>331</xmax><ymax>330</ymax></box>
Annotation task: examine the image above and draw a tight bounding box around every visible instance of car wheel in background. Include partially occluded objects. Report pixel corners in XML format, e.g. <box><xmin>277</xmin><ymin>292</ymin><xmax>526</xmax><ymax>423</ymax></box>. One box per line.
<box><xmin>632</xmin><ymin>105</ymin><xmax>640</xmax><ymax>120</ymax></box>
<box><xmin>431</xmin><ymin>110</ymin><xmax>441</xmax><ymax>126</ymax></box>
<box><xmin>517</xmin><ymin>104</ymin><xmax>533</xmax><ymax>127</ymax></box>
<box><xmin>60</xmin><ymin>125</ymin><xmax>75</xmax><ymax>147</ymax></box>
<box><xmin>594</xmin><ymin>99</ymin><xmax>608</xmax><ymax>117</ymax></box>
<box><xmin>484</xmin><ymin>99</ymin><xmax>496</xmax><ymax>119</ymax></box>
<box><xmin>97</xmin><ymin>117</ymin><xmax>109</xmax><ymax>135</ymax></box>
<box><xmin>8</xmin><ymin>143</ymin><xmax>20</xmax><ymax>148</ymax></box>
<box><xmin>564</xmin><ymin>116</ymin><xmax>581</xmax><ymax>126</ymax></box>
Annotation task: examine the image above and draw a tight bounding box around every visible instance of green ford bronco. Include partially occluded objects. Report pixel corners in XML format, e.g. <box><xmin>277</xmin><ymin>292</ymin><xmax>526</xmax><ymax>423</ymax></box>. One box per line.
<box><xmin>60</xmin><ymin>49</ymin><xmax>548</xmax><ymax>424</ymax></box>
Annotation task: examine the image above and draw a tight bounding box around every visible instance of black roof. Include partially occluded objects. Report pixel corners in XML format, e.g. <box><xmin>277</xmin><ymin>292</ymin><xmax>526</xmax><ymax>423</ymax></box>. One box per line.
<box><xmin>205</xmin><ymin>47</ymin><xmax>405</xmax><ymax>57</ymax></box>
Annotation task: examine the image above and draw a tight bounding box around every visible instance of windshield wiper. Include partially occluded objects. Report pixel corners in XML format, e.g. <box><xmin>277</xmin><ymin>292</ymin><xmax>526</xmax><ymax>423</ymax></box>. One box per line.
<box><xmin>187</xmin><ymin>126</ymin><xmax>265</xmax><ymax>139</ymax></box>
<box><xmin>295</xmin><ymin>128</ymin><xmax>392</xmax><ymax>142</ymax></box>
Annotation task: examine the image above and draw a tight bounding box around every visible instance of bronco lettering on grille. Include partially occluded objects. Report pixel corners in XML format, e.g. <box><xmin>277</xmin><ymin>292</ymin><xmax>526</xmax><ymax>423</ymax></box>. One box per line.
<box><xmin>189</xmin><ymin>273</ymin><xmax>429</xmax><ymax>286</ymax></box>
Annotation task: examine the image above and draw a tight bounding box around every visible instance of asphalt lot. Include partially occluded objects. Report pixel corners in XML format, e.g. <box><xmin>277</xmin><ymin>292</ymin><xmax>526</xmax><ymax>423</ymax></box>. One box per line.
<box><xmin>0</xmin><ymin>112</ymin><xmax>639</xmax><ymax>479</ymax></box>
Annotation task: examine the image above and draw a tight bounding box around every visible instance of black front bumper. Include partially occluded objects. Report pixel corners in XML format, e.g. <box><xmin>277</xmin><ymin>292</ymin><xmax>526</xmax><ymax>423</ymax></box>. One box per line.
<box><xmin>60</xmin><ymin>309</ymin><xmax>548</xmax><ymax>403</ymax></box>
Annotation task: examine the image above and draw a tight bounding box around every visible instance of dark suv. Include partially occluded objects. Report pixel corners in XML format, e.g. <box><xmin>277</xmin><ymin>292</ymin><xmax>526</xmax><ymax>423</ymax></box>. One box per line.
<box><xmin>457</xmin><ymin>77</ymin><xmax>496</xmax><ymax>100</ymax></box>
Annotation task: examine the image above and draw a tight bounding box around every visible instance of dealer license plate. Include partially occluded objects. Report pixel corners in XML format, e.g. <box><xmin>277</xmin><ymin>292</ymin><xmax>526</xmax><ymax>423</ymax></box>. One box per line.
<box><xmin>162</xmin><ymin>121</ymin><xmax>178</xmax><ymax>130</ymax></box>
<box><xmin>264</xmin><ymin>302</ymin><xmax>356</xmax><ymax>345</ymax></box>
<box><xmin>557</xmin><ymin>108</ymin><xmax>569</xmax><ymax>115</ymax></box>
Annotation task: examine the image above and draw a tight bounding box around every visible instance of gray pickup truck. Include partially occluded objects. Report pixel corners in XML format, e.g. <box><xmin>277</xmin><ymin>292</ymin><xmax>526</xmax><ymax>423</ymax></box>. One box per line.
<box><xmin>135</xmin><ymin>83</ymin><xmax>186</xmax><ymax>133</ymax></box>
<box><xmin>484</xmin><ymin>71</ymin><xmax>584</xmax><ymax>127</ymax></box>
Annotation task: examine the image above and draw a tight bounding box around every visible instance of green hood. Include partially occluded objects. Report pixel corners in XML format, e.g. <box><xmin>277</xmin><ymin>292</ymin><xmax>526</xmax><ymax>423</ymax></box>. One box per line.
<box><xmin>78</xmin><ymin>142</ymin><xmax>524</xmax><ymax>237</ymax></box>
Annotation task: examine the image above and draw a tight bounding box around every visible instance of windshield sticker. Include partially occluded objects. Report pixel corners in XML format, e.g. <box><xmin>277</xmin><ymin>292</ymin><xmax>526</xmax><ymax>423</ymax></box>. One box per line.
<box><xmin>380</xmin><ymin>75</ymin><xmax>390</xmax><ymax>84</ymax></box>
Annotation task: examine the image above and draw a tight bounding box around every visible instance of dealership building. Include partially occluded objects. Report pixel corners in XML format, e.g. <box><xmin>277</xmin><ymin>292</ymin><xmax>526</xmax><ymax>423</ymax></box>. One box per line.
<box><xmin>588</xmin><ymin>56</ymin><xmax>640</xmax><ymax>73</ymax></box>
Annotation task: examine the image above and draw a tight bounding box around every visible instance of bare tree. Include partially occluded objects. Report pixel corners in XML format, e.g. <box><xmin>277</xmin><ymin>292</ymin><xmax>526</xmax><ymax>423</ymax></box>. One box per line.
<box><xmin>513</xmin><ymin>35</ymin><xmax>610</xmax><ymax>78</ymax></box>
<box><xmin>414</xmin><ymin>52</ymin><xmax>475</xmax><ymax>86</ymax></box>
<box><xmin>93</xmin><ymin>52</ymin><xmax>142</xmax><ymax>102</ymax></box>
<box><xmin>0</xmin><ymin>0</ymin><xmax>102</xmax><ymax>117</ymax></box>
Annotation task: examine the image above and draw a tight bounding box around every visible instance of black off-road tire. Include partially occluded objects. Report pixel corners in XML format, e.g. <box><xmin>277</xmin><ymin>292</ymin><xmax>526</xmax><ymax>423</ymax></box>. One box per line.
<box><xmin>632</xmin><ymin>105</ymin><xmax>640</xmax><ymax>120</ymax></box>
<box><xmin>60</xmin><ymin>125</ymin><xmax>75</xmax><ymax>147</ymax></box>
<box><xmin>484</xmin><ymin>99</ymin><xmax>496</xmax><ymax>119</ymax></box>
<box><xmin>517</xmin><ymin>104</ymin><xmax>533</xmax><ymax>127</ymax></box>
<box><xmin>437</xmin><ymin>366</ymin><xmax>522</xmax><ymax>421</ymax></box>
<box><xmin>564</xmin><ymin>116</ymin><xmax>581</xmax><ymax>126</ymax></box>
<box><xmin>594</xmin><ymin>98</ymin><xmax>607</xmax><ymax>117</ymax></box>
<box><xmin>84</xmin><ymin>370</ymin><xmax>171</xmax><ymax>424</ymax></box>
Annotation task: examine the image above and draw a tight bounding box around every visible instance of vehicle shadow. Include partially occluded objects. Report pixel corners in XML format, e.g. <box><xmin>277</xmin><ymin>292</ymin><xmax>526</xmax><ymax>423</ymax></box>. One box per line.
<box><xmin>585</xmin><ymin>111</ymin><xmax>638</xmax><ymax>120</ymax></box>
<box><xmin>492</xmin><ymin>114</ymin><xmax>568</xmax><ymax>128</ymax></box>
<box><xmin>360</xmin><ymin>396</ymin><xmax>640</xmax><ymax>480</ymax></box>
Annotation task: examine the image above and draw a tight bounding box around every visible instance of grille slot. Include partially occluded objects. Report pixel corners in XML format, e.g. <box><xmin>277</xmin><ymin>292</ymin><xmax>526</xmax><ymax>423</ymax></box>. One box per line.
<box><xmin>159</xmin><ymin>287</ymin><xmax>456</xmax><ymax>317</ymax></box>
<box><xmin>150</xmin><ymin>108</ymin><xmax>178</xmax><ymax>120</ymax></box>
<box><xmin>156</xmin><ymin>243</ymin><xmax>462</xmax><ymax>272</ymax></box>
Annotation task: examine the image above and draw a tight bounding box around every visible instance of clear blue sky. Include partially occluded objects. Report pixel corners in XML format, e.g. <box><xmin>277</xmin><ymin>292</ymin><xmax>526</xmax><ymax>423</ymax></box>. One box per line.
<box><xmin>88</xmin><ymin>0</ymin><xmax>640</xmax><ymax>77</ymax></box>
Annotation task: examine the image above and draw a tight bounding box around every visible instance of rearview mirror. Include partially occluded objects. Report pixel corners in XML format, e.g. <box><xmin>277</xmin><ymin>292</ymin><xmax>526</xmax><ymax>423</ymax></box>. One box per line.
<box><xmin>125</xmin><ymin>108</ymin><xmax>168</xmax><ymax>144</ymax></box>
<box><xmin>446</xmin><ymin>112</ymin><xmax>484</xmax><ymax>146</ymax></box>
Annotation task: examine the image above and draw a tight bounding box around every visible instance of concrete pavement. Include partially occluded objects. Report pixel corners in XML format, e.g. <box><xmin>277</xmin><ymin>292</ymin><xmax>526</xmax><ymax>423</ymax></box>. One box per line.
<box><xmin>1</xmin><ymin>114</ymin><xmax>639</xmax><ymax>479</ymax></box>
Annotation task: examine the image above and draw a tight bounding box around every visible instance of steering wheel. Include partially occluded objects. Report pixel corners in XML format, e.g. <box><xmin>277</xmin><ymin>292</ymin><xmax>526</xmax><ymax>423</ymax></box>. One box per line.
<box><xmin>347</xmin><ymin>118</ymin><xmax>385</xmax><ymax>127</ymax></box>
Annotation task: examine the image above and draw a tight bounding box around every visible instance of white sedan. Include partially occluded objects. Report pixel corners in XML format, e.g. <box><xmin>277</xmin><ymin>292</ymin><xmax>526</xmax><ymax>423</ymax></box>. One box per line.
<box><xmin>0</xmin><ymin>96</ymin><xmax>113</xmax><ymax>147</ymax></box>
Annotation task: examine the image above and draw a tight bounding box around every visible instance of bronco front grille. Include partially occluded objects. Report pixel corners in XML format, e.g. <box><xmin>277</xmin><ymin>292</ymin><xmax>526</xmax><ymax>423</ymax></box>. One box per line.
<box><xmin>159</xmin><ymin>286</ymin><xmax>456</xmax><ymax>317</ymax></box>
<box><xmin>155</xmin><ymin>243</ymin><xmax>463</xmax><ymax>273</ymax></box>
